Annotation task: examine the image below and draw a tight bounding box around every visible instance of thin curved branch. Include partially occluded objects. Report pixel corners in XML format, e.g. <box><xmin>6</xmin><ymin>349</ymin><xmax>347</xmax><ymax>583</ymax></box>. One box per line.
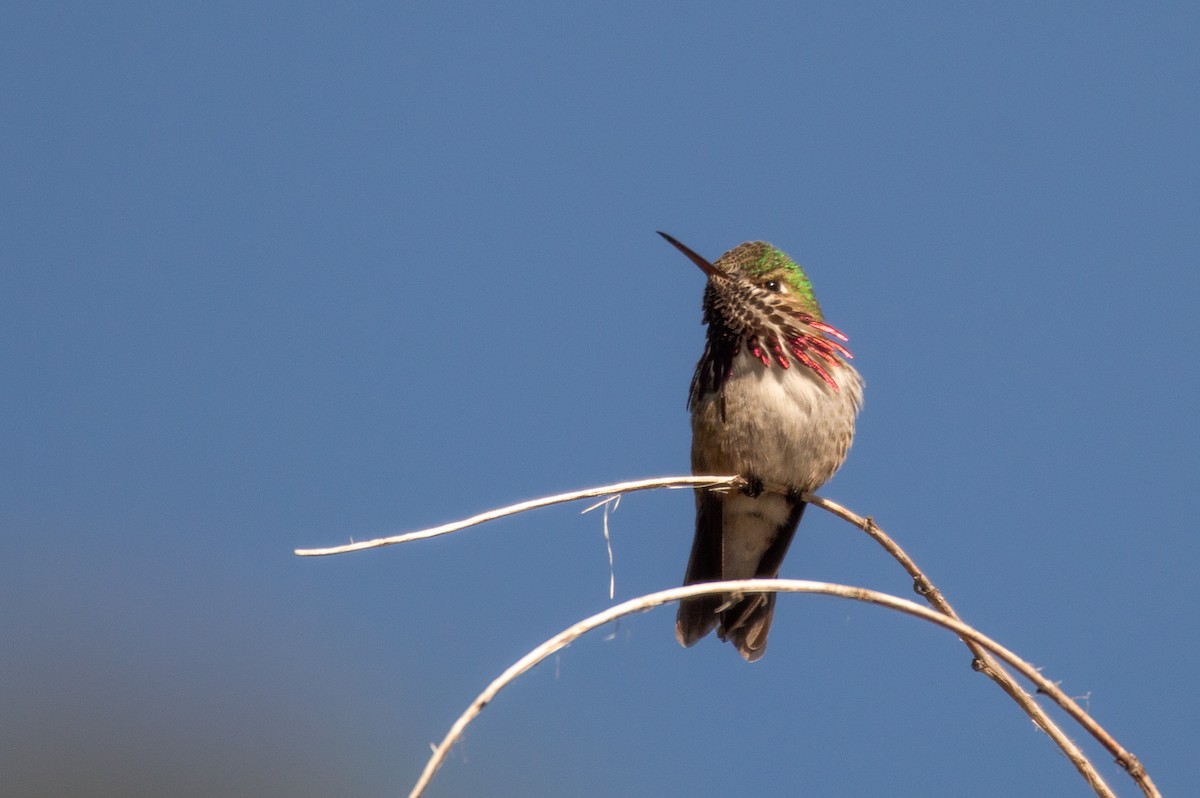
<box><xmin>295</xmin><ymin>475</ymin><xmax>1156</xmax><ymax>797</ymax></box>
<box><xmin>293</xmin><ymin>475</ymin><xmax>740</xmax><ymax>556</ymax></box>
<box><xmin>405</xmin><ymin>580</ymin><xmax>1146</xmax><ymax>798</ymax></box>
<box><xmin>800</xmin><ymin>494</ymin><xmax>1135</xmax><ymax>798</ymax></box>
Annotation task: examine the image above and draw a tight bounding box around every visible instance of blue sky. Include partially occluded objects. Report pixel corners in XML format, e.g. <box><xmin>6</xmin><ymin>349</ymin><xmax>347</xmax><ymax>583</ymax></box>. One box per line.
<box><xmin>3</xmin><ymin>3</ymin><xmax>1198</xmax><ymax>796</ymax></box>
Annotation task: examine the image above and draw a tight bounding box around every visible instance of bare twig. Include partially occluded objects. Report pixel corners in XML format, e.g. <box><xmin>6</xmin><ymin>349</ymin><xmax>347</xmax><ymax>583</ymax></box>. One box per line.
<box><xmin>800</xmin><ymin>494</ymin><xmax>1141</xmax><ymax>798</ymax></box>
<box><xmin>404</xmin><ymin>580</ymin><xmax>1140</xmax><ymax>798</ymax></box>
<box><xmin>294</xmin><ymin>475</ymin><xmax>739</xmax><ymax>556</ymax></box>
<box><xmin>296</xmin><ymin>475</ymin><xmax>1157</xmax><ymax>797</ymax></box>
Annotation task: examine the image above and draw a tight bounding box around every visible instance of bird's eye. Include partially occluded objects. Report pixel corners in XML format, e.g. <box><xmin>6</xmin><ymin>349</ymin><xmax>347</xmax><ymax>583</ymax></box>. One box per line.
<box><xmin>764</xmin><ymin>280</ymin><xmax>788</xmax><ymax>294</ymax></box>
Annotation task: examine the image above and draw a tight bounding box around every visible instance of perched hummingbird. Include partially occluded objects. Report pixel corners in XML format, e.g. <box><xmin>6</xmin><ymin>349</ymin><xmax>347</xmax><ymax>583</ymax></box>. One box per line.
<box><xmin>659</xmin><ymin>232</ymin><xmax>864</xmax><ymax>661</ymax></box>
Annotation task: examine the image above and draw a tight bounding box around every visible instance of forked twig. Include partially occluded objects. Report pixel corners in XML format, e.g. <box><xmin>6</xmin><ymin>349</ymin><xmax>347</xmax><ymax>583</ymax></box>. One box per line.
<box><xmin>801</xmin><ymin>494</ymin><xmax>1143</xmax><ymax>798</ymax></box>
<box><xmin>296</xmin><ymin>475</ymin><xmax>1157</xmax><ymax>798</ymax></box>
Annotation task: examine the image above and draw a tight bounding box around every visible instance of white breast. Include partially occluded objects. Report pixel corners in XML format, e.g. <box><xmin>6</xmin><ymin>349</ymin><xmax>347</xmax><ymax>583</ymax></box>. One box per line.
<box><xmin>691</xmin><ymin>351</ymin><xmax>863</xmax><ymax>491</ymax></box>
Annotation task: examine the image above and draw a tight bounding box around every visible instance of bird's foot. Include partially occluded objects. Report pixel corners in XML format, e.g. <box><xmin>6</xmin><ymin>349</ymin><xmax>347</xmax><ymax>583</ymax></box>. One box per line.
<box><xmin>741</xmin><ymin>477</ymin><xmax>765</xmax><ymax>498</ymax></box>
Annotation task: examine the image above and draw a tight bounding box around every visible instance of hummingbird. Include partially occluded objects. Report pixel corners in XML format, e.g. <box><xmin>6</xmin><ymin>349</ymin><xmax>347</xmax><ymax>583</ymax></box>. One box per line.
<box><xmin>659</xmin><ymin>232</ymin><xmax>864</xmax><ymax>661</ymax></box>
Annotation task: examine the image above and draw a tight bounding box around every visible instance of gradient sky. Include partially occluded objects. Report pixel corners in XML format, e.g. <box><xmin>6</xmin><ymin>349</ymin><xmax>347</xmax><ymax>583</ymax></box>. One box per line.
<box><xmin>3</xmin><ymin>3</ymin><xmax>1198</xmax><ymax>797</ymax></box>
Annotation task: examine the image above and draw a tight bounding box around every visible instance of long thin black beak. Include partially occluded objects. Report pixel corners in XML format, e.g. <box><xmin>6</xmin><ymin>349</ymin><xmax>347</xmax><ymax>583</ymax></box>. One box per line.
<box><xmin>657</xmin><ymin>231</ymin><xmax>725</xmax><ymax>278</ymax></box>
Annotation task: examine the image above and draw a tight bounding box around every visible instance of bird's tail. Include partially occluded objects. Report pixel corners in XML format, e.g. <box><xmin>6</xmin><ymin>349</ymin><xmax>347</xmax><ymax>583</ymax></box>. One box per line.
<box><xmin>675</xmin><ymin>490</ymin><xmax>724</xmax><ymax>648</ymax></box>
<box><xmin>676</xmin><ymin>491</ymin><xmax>806</xmax><ymax>662</ymax></box>
<box><xmin>716</xmin><ymin>592</ymin><xmax>777</xmax><ymax>662</ymax></box>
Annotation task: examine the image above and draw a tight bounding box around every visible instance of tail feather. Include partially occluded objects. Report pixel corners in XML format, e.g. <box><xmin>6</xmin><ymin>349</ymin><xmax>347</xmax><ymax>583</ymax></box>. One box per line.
<box><xmin>675</xmin><ymin>491</ymin><xmax>723</xmax><ymax>647</ymax></box>
<box><xmin>675</xmin><ymin>490</ymin><xmax>807</xmax><ymax>661</ymax></box>
<box><xmin>718</xmin><ymin>593</ymin><xmax>775</xmax><ymax>662</ymax></box>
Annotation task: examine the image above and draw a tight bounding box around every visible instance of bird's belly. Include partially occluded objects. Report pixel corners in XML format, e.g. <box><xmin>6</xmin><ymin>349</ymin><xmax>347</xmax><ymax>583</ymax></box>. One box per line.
<box><xmin>691</xmin><ymin>352</ymin><xmax>862</xmax><ymax>491</ymax></box>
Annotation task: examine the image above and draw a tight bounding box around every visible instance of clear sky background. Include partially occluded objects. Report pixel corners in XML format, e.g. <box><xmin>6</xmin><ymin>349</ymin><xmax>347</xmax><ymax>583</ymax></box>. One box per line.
<box><xmin>3</xmin><ymin>3</ymin><xmax>1197</xmax><ymax>797</ymax></box>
